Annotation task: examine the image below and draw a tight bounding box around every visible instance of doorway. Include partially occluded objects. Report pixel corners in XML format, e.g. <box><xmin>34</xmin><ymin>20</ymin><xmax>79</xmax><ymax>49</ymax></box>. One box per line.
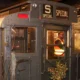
<box><xmin>42</xmin><ymin>24</ymin><xmax>70</xmax><ymax>80</ymax></box>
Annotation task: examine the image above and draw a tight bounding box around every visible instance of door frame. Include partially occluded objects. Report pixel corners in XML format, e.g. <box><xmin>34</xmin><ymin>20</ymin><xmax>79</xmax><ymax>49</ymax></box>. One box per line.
<box><xmin>41</xmin><ymin>24</ymin><xmax>71</xmax><ymax>80</ymax></box>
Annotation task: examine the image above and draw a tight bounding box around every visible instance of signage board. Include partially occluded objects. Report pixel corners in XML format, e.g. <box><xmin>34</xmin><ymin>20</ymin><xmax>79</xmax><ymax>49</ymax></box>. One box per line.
<box><xmin>56</xmin><ymin>7</ymin><xmax>69</xmax><ymax>19</ymax></box>
<box><xmin>42</xmin><ymin>4</ymin><xmax>53</xmax><ymax>19</ymax></box>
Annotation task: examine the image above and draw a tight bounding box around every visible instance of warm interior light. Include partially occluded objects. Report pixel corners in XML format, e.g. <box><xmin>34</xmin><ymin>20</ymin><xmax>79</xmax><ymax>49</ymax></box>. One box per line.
<box><xmin>0</xmin><ymin>17</ymin><xmax>5</xmax><ymax>26</ymax></box>
<box><xmin>54</xmin><ymin>49</ymin><xmax>64</xmax><ymax>55</ymax></box>
<box><xmin>18</xmin><ymin>14</ymin><xmax>29</xmax><ymax>19</ymax></box>
<box><xmin>11</xmin><ymin>29</ymin><xmax>16</xmax><ymax>33</ymax></box>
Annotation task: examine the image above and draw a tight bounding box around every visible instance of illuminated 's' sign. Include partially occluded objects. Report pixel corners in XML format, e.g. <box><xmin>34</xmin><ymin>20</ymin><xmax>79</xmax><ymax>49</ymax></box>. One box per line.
<box><xmin>42</xmin><ymin>4</ymin><xmax>53</xmax><ymax>18</ymax></box>
<box><xmin>42</xmin><ymin>5</ymin><xmax>69</xmax><ymax>20</ymax></box>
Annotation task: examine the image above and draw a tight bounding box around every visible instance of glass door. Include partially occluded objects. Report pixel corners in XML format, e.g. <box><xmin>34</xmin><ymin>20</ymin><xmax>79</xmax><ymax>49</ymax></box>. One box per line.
<box><xmin>11</xmin><ymin>27</ymin><xmax>37</xmax><ymax>80</ymax></box>
<box><xmin>42</xmin><ymin>24</ymin><xmax>70</xmax><ymax>80</ymax></box>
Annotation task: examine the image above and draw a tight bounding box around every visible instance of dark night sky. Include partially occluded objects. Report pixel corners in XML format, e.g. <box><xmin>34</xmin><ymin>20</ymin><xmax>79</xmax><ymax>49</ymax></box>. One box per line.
<box><xmin>59</xmin><ymin>0</ymin><xmax>79</xmax><ymax>5</ymax></box>
<box><xmin>0</xmin><ymin>0</ymin><xmax>80</xmax><ymax>9</ymax></box>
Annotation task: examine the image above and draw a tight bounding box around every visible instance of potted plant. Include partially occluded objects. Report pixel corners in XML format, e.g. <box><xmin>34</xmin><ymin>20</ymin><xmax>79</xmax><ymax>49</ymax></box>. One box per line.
<box><xmin>48</xmin><ymin>61</ymin><xmax>68</xmax><ymax>80</ymax></box>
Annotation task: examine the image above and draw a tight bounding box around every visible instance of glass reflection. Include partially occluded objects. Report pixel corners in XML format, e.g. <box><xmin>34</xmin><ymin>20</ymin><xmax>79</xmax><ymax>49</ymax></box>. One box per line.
<box><xmin>11</xmin><ymin>27</ymin><xmax>36</xmax><ymax>53</ymax></box>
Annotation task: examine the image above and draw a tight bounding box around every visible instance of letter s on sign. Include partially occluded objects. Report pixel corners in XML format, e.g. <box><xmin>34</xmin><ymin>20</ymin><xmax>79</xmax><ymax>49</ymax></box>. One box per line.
<box><xmin>45</xmin><ymin>5</ymin><xmax>51</xmax><ymax>14</ymax></box>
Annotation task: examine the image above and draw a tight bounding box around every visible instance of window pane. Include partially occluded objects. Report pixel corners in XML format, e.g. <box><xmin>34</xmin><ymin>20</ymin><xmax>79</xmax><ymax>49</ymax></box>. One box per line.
<box><xmin>11</xmin><ymin>27</ymin><xmax>36</xmax><ymax>53</ymax></box>
<box><xmin>46</xmin><ymin>30</ymin><xmax>65</xmax><ymax>59</ymax></box>
<box><xmin>47</xmin><ymin>30</ymin><xmax>65</xmax><ymax>45</ymax></box>
<box><xmin>74</xmin><ymin>30</ymin><xmax>80</xmax><ymax>52</ymax></box>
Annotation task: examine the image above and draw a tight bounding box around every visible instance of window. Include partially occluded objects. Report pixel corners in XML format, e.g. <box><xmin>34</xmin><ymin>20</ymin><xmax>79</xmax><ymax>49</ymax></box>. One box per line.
<box><xmin>74</xmin><ymin>30</ymin><xmax>80</xmax><ymax>52</ymax></box>
<box><xmin>11</xmin><ymin>27</ymin><xmax>36</xmax><ymax>53</ymax></box>
<box><xmin>46</xmin><ymin>30</ymin><xmax>65</xmax><ymax>59</ymax></box>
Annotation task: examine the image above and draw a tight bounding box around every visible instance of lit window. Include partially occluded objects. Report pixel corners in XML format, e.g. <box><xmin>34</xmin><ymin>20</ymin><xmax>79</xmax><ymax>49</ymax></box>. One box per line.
<box><xmin>46</xmin><ymin>30</ymin><xmax>65</xmax><ymax>59</ymax></box>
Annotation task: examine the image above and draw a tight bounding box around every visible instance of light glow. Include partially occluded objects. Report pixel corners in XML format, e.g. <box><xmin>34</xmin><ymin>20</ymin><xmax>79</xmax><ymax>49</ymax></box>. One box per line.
<box><xmin>11</xmin><ymin>29</ymin><xmax>16</xmax><ymax>33</ymax></box>
<box><xmin>0</xmin><ymin>17</ymin><xmax>5</xmax><ymax>27</ymax></box>
<box><xmin>18</xmin><ymin>14</ymin><xmax>29</xmax><ymax>19</ymax></box>
<box><xmin>54</xmin><ymin>49</ymin><xmax>64</xmax><ymax>55</ymax></box>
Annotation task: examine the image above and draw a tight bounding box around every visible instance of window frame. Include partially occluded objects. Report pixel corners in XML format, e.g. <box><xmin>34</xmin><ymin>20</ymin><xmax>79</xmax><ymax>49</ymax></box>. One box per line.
<box><xmin>45</xmin><ymin>29</ymin><xmax>67</xmax><ymax>60</ymax></box>
<box><xmin>11</xmin><ymin>27</ymin><xmax>36</xmax><ymax>54</ymax></box>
